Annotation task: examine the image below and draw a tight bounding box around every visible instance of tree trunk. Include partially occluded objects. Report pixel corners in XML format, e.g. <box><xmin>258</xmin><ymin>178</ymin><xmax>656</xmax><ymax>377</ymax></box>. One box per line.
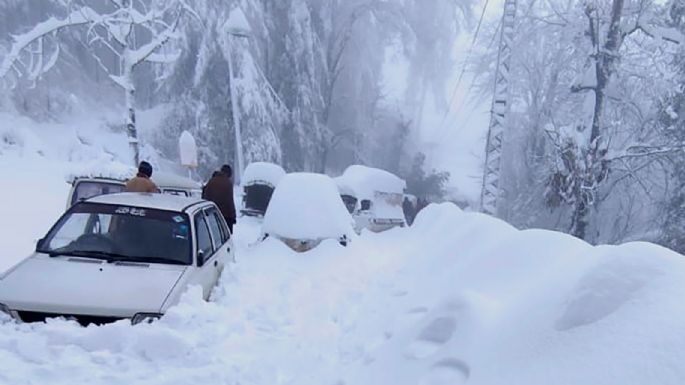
<box><xmin>124</xmin><ymin>64</ymin><xmax>139</xmax><ymax>166</ymax></box>
<box><xmin>571</xmin><ymin>0</ymin><xmax>624</xmax><ymax>240</ymax></box>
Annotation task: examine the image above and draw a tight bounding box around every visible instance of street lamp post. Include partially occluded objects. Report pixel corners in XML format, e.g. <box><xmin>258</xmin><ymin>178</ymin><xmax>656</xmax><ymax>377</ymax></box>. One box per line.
<box><xmin>225</xmin><ymin>7</ymin><xmax>251</xmax><ymax>185</ymax></box>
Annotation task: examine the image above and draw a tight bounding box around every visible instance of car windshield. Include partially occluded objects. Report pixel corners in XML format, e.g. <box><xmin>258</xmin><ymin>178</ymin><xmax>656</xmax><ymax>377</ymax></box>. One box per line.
<box><xmin>71</xmin><ymin>181</ymin><xmax>126</xmax><ymax>206</ymax></box>
<box><xmin>41</xmin><ymin>202</ymin><xmax>192</xmax><ymax>265</ymax></box>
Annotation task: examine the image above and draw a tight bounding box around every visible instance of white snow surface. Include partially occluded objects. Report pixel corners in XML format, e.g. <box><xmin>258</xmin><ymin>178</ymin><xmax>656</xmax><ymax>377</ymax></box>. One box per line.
<box><xmin>241</xmin><ymin>161</ymin><xmax>286</xmax><ymax>187</ymax></box>
<box><xmin>2</xmin><ymin>127</ymin><xmax>685</xmax><ymax>384</ymax></box>
<box><xmin>262</xmin><ymin>172</ymin><xmax>355</xmax><ymax>240</ymax></box>
<box><xmin>336</xmin><ymin>165</ymin><xmax>406</xmax><ymax>200</ymax></box>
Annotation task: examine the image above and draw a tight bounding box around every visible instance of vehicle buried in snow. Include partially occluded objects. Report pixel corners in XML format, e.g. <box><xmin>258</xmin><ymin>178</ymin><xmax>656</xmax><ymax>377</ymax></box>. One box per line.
<box><xmin>261</xmin><ymin>173</ymin><xmax>355</xmax><ymax>252</ymax></box>
<box><xmin>335</xmin><ymin>165</ymin><xmax>407</xmax><ymax>233</ymax></box>
<box><xmin>240</xmin><ymin>162</ymin><xmax>286</xmax><ymax>217</ymax></box>
<box><xmin>0</xmin><ymin>193</ymin><xmax>234</xmax><ymax>326</ymax></box>
<box><xmin>67</xmin><ymin>171</ymin><xmax>202</xmax><ymax>209</ymax></box>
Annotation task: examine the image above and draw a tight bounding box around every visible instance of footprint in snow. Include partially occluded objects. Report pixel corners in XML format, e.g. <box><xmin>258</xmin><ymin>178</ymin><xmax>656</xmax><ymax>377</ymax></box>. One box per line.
<box><xmin>405</xmin><ymin>316</ymin><xmax>457</xmax><ymax>359</ymax></box>
<box><xmin>419</xmin><ymin>358</ymin><xmax>471</xmax><ymax>385</ymax></box>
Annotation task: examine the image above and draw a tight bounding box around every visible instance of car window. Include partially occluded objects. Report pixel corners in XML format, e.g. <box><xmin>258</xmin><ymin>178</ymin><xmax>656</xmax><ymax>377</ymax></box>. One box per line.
<box><xmin>360</xmin><ymin>199</ymin><xmax>372</xmax><ymax>211</ymax></box>
<box><xmin>43</xmin><ymin>203</ymin><xmax>192</xmax><ymax>265</ymax></box>
<box><xmin>72</xmin><ymin>181</ymin><xmax>125</xmax><ymax>205</ymax></box>
<box><xmin>194</xmin><ymin>213</ymin><xmax>213</xmax><ymax>262</ymax></box>
<box><xmin>162</xmin><ymin>189</ymin><xmax>189</xmax><ymax>197</ymax></box>
<box><xmin>216</xmin><ymin>210</ymin><xmax>231</xmax><ymax>240</ymax></box>
<box><xmin>205</xmin><ymin>209</ymin><xmax>225</xmax><ymax>249</ymax></box>
<box><xmin>210</xmin><ymin>208</ymin><xmax>230</xmax><ymax>241</ymax></box>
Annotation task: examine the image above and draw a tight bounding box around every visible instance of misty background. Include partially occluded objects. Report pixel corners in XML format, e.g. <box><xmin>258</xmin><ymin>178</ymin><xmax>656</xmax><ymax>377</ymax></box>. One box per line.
<box><xmin>4</xmin><ymin>0</ymin><xmax>685</xmax><ymax>253</ymax></box>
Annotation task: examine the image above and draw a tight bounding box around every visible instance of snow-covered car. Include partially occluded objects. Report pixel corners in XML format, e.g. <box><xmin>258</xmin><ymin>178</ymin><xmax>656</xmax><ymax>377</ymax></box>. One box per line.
<box><xmin>262</xmin><ymin>173</ymin><xmax>355</xmax><ymax>252</ymax></box>
<box><xmin>67</xmin><ymin>171</ymin><xmax>202</xmax><ymax>209</ymax></box>
<box><xmin>335</xmin><ymin>165</ymin><xmax>407</xmax><ymax>233</ymax></box>
<box><xmin>0</xmin><ymin>193</ymin><xmax>233</xmax><ymax>326</ymax></box>
<box><xmin>240</xmin><ymin>162</ymin><xmax>286</xmax><ymax>217</ymax></box>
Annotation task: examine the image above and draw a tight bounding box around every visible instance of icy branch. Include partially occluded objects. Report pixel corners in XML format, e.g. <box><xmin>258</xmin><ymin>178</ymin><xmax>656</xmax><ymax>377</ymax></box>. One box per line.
<box><xmin>0</xmin><ymin>7</ymin><xmax>100</xmax><ymax>79</ymax></box>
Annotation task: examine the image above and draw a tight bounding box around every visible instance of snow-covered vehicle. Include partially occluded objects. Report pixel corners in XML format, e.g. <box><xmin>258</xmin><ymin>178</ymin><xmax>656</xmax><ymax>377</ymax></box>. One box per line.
<box><xmin>0</xmin><ymin>193</ymin><xmax>234</xmax><ymax>326</ymax></box>
<box><xmin>335</xmin><ymin>165</ymin><xmax>407</xmax><ymax>233</ymax></box>
<box><xmin>240</xmin><ymin>162</ymin><xmax>286</xmax><ymax>217</ymax></box>
<box><xmin>67</xmin><ymin>171</ymin><xmax>202</xmax><ymax>209</ymax></box>
<box><xmin>262</xmin><ymin>173</ymin><xmax>355</xmax><ymax>252</ymax></box>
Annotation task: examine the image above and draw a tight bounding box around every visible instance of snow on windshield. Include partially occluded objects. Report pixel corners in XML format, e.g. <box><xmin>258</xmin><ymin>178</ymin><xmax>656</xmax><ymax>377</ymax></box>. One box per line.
<box><xmin>242</xmin><ymin>162</ymin><xmax>286</xmax><ymax>187</ymax></box>
<box><xmin>262</xmin><ymin>172</ymin><xmax>354</xmax><ymax>240</ymax></box>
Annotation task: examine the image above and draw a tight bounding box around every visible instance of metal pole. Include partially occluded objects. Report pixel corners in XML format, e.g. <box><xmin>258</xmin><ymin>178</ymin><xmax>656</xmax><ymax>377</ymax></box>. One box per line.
<box><xmin>227</xmin><ymin>35</ymin><xmax>245</xmax><ymax>185</ymax></box>
<box><xmin>480</xmin><ymin>0</ymin><xmax>517</xmax><ymax>216</ymax></box>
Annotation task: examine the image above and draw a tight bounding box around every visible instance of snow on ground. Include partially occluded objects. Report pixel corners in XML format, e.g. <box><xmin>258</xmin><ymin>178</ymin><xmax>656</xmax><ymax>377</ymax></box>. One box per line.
<box><xmin>2</xmin><ymin>112</ymin><xmax>685</xmax><ymax>384</ymax></box>
<box><xmin>2</xmin><ymin>174</ymin><xmax>685</xmax><ymax>384</ymax></box>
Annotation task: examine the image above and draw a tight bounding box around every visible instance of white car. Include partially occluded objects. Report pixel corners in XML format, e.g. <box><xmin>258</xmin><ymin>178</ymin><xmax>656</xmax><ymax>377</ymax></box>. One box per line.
<box><xmin>67</xmin><ymin>172</ymin><xmax>203</xmax><ymax>209</ymax></box>
<box><xmin>0</xmin><ymin>193</ymin><xmax>233</xmax><ymax>326</ymax></box>
<box><xmin>262</xmin><ymin>173</ymin><xmax>355</xmax><ymax>252</ymax></box>
<box><xmin>334</xmin><ymin>165</ymin><xmax>407</xmax><ymax>233</ymax></box>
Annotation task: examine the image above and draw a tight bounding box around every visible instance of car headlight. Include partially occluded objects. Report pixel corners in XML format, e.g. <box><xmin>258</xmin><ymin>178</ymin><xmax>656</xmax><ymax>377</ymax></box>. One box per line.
<box><xmin>131</xmin><ymin>313</ymin><xmax>162</xmax><ymax>325</ymax></box>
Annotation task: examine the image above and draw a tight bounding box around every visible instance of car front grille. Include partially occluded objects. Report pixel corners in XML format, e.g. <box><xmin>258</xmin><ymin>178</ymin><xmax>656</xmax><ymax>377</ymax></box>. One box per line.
<box><xmin>17</xmin><ymin>311</ymin><xmax>124</xmax><ymax>326</ymax></box>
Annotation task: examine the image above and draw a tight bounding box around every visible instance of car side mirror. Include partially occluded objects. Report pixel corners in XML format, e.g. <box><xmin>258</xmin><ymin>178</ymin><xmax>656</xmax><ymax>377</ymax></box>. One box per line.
<box><xmin>35</xmin><ymin>238</ymin><xmax>46</xmax><ymax>251</ymax></box>
<box><xmin>197</xmin><ymin>250</ymin><xmax>205</xmax><ymax>267</ymax></box>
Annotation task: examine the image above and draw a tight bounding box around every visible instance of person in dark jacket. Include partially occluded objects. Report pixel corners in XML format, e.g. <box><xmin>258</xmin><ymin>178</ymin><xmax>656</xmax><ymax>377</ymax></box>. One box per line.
<box><xmin>125</xmin><ymin>161</ymin><xmax>159</xmax><ymax>193</ymax></box>
<box><xmin>202</xmin><ymin>165</ymin><xmax>237</xmax><ymax>233</ymax></box>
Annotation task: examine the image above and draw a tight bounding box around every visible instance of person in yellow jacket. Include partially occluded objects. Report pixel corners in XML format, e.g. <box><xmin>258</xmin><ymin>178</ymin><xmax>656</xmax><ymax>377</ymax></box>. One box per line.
<box><xmin>125</xmin><ymin>161</ymin><xmax>159</xmax><ymax>193</ymax></box>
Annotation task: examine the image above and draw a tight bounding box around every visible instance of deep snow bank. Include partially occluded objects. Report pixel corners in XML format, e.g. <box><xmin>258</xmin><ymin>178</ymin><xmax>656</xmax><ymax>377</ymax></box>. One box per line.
<box><xmin>2</xmin><ymin>201</ymin><xmax>685</xmax><ymax>385</ymax></box>
<box><xmin>1</xmin><ymin>160</ymin><xmax>685</xmax><ymax>385</ymax></box>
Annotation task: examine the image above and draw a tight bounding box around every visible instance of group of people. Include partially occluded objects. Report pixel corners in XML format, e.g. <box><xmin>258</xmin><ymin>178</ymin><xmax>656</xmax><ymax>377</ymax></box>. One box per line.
<box><xmin>125</xmin><ymin>161</ymin><xmax>238</xmax><ymax>233</ymax></box>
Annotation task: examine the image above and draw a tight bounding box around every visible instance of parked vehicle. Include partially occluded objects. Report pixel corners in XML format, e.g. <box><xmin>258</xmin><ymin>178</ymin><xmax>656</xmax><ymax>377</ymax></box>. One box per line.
<box><xmin>67</xmin><ymin>171</ymin><xmax>202</xmax><ymax>209</ymax></box>
<box><xmin>0</xmin><ymin>193</ymin><xmax>233</xmax><ymax>326</ymax></box>
<box><xmin>335</xmin><ymin>165</ymin><xmax>407</xmax><ymax>233</ymax></box>
<box><xmin>240</xmin><ymin>162</ymin><xmax>286</xmax><ymax>217</ymax></box>
<box><xmin>262</xmin><ymin>173</ymin><xmax>355</xmax><ymax>252</ymax></box>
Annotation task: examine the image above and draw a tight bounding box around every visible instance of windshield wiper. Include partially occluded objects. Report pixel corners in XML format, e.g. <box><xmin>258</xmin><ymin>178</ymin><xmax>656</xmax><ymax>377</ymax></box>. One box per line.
<box><xmin>46</xmin><ymin>250</ymin><xmax>127</xmax><ymax>262</ymax></box>
<box><xmin>116</xmin><ymin>256</ymin><xmax>188</xmax><ymax>266</ymax></box>
<box><xmin>45</xmin><ymin>250</ymin><xmax>187</xmax><ymax>265</ymax></box>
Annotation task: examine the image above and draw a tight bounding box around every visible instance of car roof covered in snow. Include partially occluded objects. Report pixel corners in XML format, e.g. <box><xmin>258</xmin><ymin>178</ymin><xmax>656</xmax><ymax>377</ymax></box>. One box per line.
<box><xmin>242</xmin><ymin>162</ymin><xmax>286</xmax><ymax>187</ymax></box>
<box><xmin>70</xmin><ymin>171</ymin><xmax>201</xmax><ymax>190</ymax></box>
<box><xmin>263</xmin><ymin>173</ymin><xmax>355</xmax><ymax>240</ymax></box>
<box><xmin>86</xmin><ymin>192</ymin><xmax>205</xmax><ymax>212</ymax></box>
<box><xmin>335</xmin><ymin>165</ymin><xmax>406</xmax><ymax>200</ymax></box>
<box><xmin>151</xmin><ymin>172</ymin><xmax>201</xmax><ymax>190</ymax></box>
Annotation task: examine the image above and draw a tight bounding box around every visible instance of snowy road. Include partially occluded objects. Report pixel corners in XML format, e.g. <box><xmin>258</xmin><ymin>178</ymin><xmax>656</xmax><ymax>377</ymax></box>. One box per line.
<box><xmin>2</xmin><ymin>201</ymin><xmax>685</xmax><ymax>385</ymax></box>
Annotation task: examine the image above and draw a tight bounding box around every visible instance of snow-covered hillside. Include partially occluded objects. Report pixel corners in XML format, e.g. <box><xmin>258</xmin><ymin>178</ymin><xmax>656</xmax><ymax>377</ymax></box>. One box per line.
<box><xmin>1</xmin><ymin>147</ymin><xmax>684</xmax><ymax>384</ymax></box>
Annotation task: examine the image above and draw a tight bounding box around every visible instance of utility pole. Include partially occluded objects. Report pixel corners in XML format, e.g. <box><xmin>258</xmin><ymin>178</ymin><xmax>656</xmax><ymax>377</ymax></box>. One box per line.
<box><xmin>480</xmin><ymin>0</ymin><xmax>517</xmax><ymax>216</ymax></box>
<box><xmin>225</xmin><ymin>6</ymin><xmax>252</xmax><ymax>185</ymax></box>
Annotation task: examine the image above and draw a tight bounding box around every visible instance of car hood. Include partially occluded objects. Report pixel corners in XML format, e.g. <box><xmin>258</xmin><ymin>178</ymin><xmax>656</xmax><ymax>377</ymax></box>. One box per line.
<box><xmin>0</xmin><ymin>254</ymin><xmax>186</xmax><ymax>318</ymax></box>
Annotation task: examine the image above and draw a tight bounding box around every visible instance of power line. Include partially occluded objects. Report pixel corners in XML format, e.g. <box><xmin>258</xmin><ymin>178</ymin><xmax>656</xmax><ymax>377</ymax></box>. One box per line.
<box><xmin>438</xmin><ymin>0</ymin><xmax>492</xmax><ymax>129</ymax></box>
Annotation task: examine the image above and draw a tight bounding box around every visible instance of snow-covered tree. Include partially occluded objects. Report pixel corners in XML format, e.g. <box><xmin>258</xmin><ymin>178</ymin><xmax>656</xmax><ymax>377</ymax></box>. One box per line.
<box><xmin>473</xmin><ymin>0</ymin><xmax>683</xmax><ymax>243</ymax></box>
<box><xmin>0</xmin><ymin>0</ymin><xmax>196</xmax><ymax>165</ymax></box>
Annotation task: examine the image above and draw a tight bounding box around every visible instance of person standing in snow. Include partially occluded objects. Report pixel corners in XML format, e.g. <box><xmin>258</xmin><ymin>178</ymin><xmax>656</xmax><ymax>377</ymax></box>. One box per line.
<box><xmin>125</xmin><ymin>161</ymin><xmax>159</xmax><ymax>193</ymax></box>
<box><xmin>202</xmin><ymin>165</ymin><xmax>237</xmax><ymax>233</ymax></box>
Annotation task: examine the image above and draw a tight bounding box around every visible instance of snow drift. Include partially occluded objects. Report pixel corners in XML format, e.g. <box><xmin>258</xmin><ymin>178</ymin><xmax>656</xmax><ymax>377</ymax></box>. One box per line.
<box><xmin>1</xmin><ymin>166</ymin><xmax>685</xmax><ymax>384</ymax></box>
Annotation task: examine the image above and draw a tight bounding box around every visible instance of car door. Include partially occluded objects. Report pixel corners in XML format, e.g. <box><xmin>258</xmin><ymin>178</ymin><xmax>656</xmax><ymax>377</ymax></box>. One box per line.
<box><xmin>191</xmin><ymin>209</ymin><xmax>221</xmax><ymax>299</ymax></box>
<box><xmin>204</xmin><ymin>206</ymin><xmax>233</xmax><ymax>271</ymax></box>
